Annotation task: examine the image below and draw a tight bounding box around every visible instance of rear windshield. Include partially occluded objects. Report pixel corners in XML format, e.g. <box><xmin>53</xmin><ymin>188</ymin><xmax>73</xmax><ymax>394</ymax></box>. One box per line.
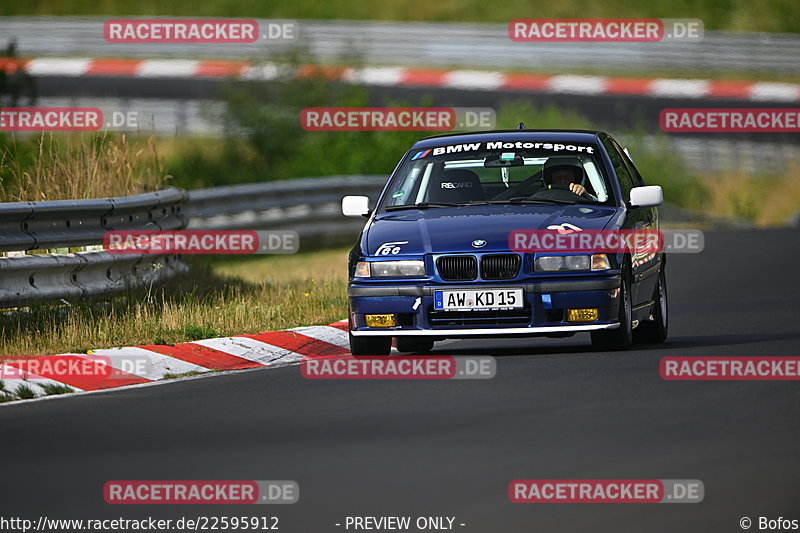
<box><xmin>380</xmin><ymin>141</ymin><xmax>614</xmax><ymax>210</ymax></box>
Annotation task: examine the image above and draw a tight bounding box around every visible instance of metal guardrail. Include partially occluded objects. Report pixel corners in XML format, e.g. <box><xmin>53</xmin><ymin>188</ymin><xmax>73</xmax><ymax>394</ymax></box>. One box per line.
<box><xmin>0</xmin><ymin>188</ymin><xmax>186</xmax><ymax>252</ymax></box>
<box><xmin>0</xmin><ymin>252</ymin><xmax>185</xmax><ymax>308</ymax></box>
<box><xmin>0</xmin><ymin>177</ymin><xmax>387</xmax><ymax>308</ymax></box>
<box><xmin>185</xmin><ymin>175</ymin><xmax>387</xmax><ymax>239</ymax></box>
<box><xmin>0</xmin><ymin>188</ymin><xmax>187</xmax><ymax>308</ymax></box>
<box><xmin>2</xmin><ymin>17</ymin><xmax>799</xmax><ymax>75</ymax></box>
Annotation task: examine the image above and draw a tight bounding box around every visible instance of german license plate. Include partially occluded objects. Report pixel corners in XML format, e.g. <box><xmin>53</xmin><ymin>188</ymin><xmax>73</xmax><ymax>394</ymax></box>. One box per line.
<box><xmin>434</xmin><ymin>288</ymin><xmax>523</xmax><ymax>311</ymax></box>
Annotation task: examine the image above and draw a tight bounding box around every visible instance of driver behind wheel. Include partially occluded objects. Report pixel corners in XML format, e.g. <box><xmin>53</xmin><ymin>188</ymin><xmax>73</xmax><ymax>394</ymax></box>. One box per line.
<box><xmin>550</xmin><ymin>167</ymin><xmax>586</xmax><ymax>195</ymax></box>
<box><xmin>542</xmin><ymin>156</ymin><xmax>597</xmax><ymax>200</ymax></box>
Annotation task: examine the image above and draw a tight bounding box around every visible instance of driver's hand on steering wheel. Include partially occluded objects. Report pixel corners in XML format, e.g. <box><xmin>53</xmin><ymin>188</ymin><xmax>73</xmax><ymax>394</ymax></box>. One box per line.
<box><xmin>569</xmin><ymin>183</ymin><xmax>587</xmax><ymax>196</ymax></box>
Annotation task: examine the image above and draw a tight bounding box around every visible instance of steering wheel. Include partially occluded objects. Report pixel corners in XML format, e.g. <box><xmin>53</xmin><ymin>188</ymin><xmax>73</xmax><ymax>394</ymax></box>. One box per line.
<box><xmin>530</xmin><ymin>183</ymin><xmax>587</xmax><ymax>202</ymax></box>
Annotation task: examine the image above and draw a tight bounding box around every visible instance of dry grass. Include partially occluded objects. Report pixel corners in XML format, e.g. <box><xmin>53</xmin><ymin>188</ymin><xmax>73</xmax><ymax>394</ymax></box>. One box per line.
<box><xmin>0</xmin><ymin>133</ymin><xmax>170</xmax><ymax>202</ymax></box>
<box><xmin>212</xmin><ymin>248</ymin><xmax>347</xmax><ymax>282</ymax></box>
<box><xmin>0</xmin><ymin>248</ymin><xmax>350</xmax><ymax>358</ymax></box>
<box><xmin>699</xmin><ymin>165</ymin><xmax>800</xmax><ymax>227</ymax></box>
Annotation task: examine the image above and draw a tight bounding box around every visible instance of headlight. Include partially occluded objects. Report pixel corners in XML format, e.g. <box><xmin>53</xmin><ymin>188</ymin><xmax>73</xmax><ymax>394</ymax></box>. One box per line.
<box><xmin>536</xmin><ymin>256</ymin><xmax>564</xmax><ymax>271</ymax></box>
<box><xmin>535</xmin><ymin>254</ymin><xmax>611</xmax><ymax>272</ymax></box>
<box><xmin>565</xmin><ymin>255</ymin><xmax>590</xmax><ymax>270</ymax></box>
<box><xmin>354</xmin><ymin>260</ymin><xmax>426</xmax><ymax>278</ymax></box>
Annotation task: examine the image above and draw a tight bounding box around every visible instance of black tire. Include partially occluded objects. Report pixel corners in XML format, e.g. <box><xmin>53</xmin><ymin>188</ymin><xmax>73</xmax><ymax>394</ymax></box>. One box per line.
<box><xmin>633</xmin><ymin>265</ymin><xmax>668</xmax><ymax>344</ymax></box>
<box><xmin>395</xmin><ymin>336</ymin><xmax>435</xmax><ymax>353</ymax></box>
<box><xmin>591</xmin><ymin>267</ymin><xmax>633</xmax><ymax>351</ymax></box>
<box><xmin>348</xmin><ymin>331</ymin><xmax>392</xmax><ymax>356</ymax></box>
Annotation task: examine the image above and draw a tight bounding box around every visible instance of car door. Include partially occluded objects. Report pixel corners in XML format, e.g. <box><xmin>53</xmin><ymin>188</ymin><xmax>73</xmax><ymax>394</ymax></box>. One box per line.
<box><xmin>601</xmin><ymin>136</ymin><xmax>659</xmax><ymax>307</ymax></box>
<box><xmin>615</xmin><ymin>140</ymin><xmax>662</xmax><ymax>305</ymax></box>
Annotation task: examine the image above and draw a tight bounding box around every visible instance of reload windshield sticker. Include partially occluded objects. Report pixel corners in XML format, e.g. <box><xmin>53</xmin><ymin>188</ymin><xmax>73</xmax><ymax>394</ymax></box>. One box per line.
<box><xmin>376</xmin><ymin>241</ymin><xmax>408</xmax><ymax>255</ymax></box>
<box><xmin>413</xmin><ymin>142</ymin><xmax>595</xmax><ymax>158</ymax></box>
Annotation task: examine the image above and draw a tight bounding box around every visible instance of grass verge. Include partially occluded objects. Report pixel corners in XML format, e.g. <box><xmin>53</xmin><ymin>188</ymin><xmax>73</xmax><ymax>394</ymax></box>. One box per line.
<box><xmin>0</xmin><ymin>247</ymin><xmax>350</xmax><ymax>357</ymax></box>
<box><xmin>0</xmin><ymin>133</ymin><xmax>170</xmax><ymax>202</ymax></box>
<box><xmin>700</xmin><ymin>167</ymin><xmax>800</xmax><ymax>226</ymax></box>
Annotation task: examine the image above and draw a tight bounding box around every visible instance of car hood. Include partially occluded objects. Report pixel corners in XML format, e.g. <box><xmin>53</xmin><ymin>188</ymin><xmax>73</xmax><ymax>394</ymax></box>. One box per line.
<box><xmin>365</xmin><ymin>204</ymin><xmax>620</xmax><ymax>255</ymax></box>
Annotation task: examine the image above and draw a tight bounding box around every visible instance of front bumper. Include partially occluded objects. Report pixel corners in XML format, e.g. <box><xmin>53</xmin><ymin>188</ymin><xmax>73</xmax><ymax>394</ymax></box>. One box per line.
<box><xmin>349</xmin><ymin>276</ymin><xmax>621</xmax><ymax>337</ymax></box>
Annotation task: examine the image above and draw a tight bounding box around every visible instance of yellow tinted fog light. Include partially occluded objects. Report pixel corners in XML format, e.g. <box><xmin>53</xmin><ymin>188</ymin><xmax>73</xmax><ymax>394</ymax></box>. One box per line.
<box><xmin>566</xmin><ymin>308</ymin><xmax>599</xmax><ymax>322</ymax></box>
<box><xmin>365</xmin><ymin>314</ymin><xmax>396</xmax><ymax>328</ymax></box>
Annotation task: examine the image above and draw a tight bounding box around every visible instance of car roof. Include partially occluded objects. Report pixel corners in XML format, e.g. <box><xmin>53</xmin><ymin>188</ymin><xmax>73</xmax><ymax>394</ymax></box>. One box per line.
<box><xmin>411</xmin><ymin>129</ymin><xmax>605</xmax><ymax>149</ymax></box>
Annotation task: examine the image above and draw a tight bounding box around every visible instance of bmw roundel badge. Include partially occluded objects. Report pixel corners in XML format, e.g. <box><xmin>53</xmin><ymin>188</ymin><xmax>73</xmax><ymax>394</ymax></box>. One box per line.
<box><xmin>472</xmin><ymin>239</ymin><xmax>487</xmax><ymax>248</ymax></box>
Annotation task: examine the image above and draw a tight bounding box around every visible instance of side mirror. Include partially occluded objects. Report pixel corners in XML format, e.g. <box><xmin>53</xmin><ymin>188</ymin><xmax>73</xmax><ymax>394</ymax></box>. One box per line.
<box><xmin>629</xmin><ymin>186</ymin><xmax>663</xmax><ymax>208</ymax></box>
<box><xmin>342</xmin><ymin>195</ymin><xmax>370</xmax><ymax>217</ymax></box>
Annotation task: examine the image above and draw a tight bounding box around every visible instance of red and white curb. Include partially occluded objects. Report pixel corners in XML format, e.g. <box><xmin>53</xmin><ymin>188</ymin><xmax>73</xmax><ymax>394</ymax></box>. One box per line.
<box><xmin>0</xmin><ymin>320</ymin><xmax>351</xmax><ymax>399</ymax></box>
<box><xmin>2</xmin><ymin>57</ymin><xmax>799</xmax><ymax>102</ymax></box>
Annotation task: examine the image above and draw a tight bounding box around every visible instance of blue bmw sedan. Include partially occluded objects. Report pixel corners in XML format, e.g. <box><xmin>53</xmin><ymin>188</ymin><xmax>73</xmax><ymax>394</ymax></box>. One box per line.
<box><xmin>342</xmin><ymin>129</ymin><xmax>667</xmax><ymax>355</ymax></box>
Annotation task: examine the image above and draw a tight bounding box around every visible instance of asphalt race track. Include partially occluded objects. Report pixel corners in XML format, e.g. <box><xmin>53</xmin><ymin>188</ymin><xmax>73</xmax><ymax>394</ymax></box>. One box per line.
<box><xmin>1</xmin><ymin>228</ymin><xmax>799</xmax><ymax>532</ymax></box>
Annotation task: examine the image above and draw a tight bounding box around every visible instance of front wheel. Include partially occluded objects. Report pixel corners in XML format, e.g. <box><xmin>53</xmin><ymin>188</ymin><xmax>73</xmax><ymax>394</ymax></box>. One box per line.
<box><xmin>395</xmin><ymin>336</ymin><xmax>435</xmax><ymax>353</ymax></box>
<box><xmin>348</xmin><ymin>331</ymin><xmax>392</xmax><ymax>356</ymax></box>
<box><xmin>591</xmin><ymin>270</ymin><xmax>633</xmax><ymax>351</ymax></box>
<box><xmin>633</xmin><ymin>266</ymin><xmax>668</xmax><ymax>344</ymax></box>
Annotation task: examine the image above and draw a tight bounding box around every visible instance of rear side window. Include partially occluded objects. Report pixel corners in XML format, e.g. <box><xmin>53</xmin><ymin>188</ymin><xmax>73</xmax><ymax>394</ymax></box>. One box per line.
<box><xmin>602</xmin><ymin>138</ymin><xmax>636</xmax><ymax>200</ymax></box>
<box><xmin>612</xmin><ymin>139</ymin><xmax>646</xmax><ymax>187</ymax></box>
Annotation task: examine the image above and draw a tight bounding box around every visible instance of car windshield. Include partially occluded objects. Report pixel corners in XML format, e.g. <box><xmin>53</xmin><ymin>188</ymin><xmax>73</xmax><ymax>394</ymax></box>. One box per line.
<box><xmin>380</xmin><ymin>141</ymin><xmax>614</xmax><ymax>211</ymax></box>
